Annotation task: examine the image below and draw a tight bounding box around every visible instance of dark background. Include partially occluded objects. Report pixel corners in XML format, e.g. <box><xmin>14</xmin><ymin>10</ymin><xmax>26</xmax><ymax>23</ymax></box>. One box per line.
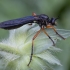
<box><xmin>0</xmin><ymin>0</ymin><xmax>70</xmax><ymax>70</ymax></box>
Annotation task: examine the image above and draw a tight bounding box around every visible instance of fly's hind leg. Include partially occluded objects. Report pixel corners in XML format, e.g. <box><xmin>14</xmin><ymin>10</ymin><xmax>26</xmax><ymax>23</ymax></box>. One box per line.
<box><xmin>27</xmin><ymin>29</ymin><xmax>42</xmax><ymax>66</ymax></box>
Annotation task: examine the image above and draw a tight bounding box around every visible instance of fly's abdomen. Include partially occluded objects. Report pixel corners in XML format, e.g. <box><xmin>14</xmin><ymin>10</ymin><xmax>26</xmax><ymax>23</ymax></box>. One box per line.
<box><xmin>0</xmin><ymin>16</ymin><xmax>39</xmax><ymax>30</ymax></box>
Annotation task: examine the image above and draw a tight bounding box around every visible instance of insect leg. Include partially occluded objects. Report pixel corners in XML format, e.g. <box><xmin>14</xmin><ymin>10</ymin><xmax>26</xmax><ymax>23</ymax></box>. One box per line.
<box><xmin>46</xmin><ymin>25</ymin><xmax>65</xmax><ymax>40</ymax></box>
<box><xmin>42</xmin><ymin>27</ymin><xmax>55</xmax><ymax>46</ymax></box>
<box><xmin>52</xmin><ymin>27</ymin><xmax>65</xmax><ymax>39</ymax></box>
<box><xmin>27</xmin><ymin>29</ymin><xmax>42</xmax><ymax>66</ymax></box>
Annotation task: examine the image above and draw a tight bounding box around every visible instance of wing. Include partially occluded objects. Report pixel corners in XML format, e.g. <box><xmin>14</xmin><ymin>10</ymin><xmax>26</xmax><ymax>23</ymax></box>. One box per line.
<box><xmin>0</xmin><ymin>16</ymin><xmax>39</xmax><ymax>30</ymax></box>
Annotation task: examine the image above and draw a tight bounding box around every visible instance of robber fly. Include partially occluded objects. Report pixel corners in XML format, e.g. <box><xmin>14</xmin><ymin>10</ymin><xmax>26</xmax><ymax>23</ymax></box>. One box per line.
<box><xmin>0</xmin><ymin>13</ymin><xmax>65</xmax><ymax>66</ymax></box>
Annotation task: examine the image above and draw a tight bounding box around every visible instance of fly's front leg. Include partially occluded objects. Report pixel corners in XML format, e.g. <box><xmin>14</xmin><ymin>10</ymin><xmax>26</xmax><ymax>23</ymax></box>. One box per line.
<box><xmin>46</xmin><ymin>25</ymin><xmax>65</xmax><ymax>40</ymax></box>
<box><xmin>52</xmin><ymin>27</ymin><xmax>65</xmax><ymax>39</ymax></box>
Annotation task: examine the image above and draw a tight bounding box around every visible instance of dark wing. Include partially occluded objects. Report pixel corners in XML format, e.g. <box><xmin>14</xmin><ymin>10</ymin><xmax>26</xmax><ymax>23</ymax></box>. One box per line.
<box><xmin>0</xmin><ymin>16</ymin><xmax>39</xmax><ymax>30</ymax></box>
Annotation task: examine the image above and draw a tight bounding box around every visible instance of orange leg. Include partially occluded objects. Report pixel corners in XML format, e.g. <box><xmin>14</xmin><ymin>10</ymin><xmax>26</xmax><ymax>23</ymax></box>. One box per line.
<box><xmin>42</xmin><ymin>27</ymin><xmax>55</xmax><ymax>46</ymax></box>
<box><xmin>27</xmin><ymin>29</ymin><xmax>42</xmax><ymax>66</ymax></box>
<box><xmin>46</xmin><ymin>25</ymin><xmax>65</xmax><ymax>40</ymax></box>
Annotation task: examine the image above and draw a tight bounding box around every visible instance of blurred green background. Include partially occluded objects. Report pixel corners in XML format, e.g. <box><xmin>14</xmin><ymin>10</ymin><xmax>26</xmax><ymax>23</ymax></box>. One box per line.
<box><xmin>0</xmin><ymin>0</ymin><xmax>70</xmax><ymax>70</ymax></box>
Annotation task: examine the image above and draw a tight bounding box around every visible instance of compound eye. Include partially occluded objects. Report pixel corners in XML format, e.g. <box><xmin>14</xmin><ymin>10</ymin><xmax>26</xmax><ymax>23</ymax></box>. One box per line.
<box><xmin>50</xmin><ymin>18</ymin><xmax>56</xmax><ymax>25</ymax></box>
<box><xmin>52</xmin><ymin>18</ymin><xmax>55</xmax><ymax>23</ymax></box>
<box><xmin>51</xmin><ymin>18</ymin><xmax>55</xmax><ymax>23</ymax></box>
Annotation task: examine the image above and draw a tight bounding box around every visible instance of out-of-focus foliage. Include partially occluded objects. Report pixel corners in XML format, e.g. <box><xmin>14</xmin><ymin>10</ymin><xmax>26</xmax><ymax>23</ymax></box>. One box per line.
<box><xmin>0</xmin><ymin>0</ymin><xmax>70</xmax><ymax>70</ymax></box>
